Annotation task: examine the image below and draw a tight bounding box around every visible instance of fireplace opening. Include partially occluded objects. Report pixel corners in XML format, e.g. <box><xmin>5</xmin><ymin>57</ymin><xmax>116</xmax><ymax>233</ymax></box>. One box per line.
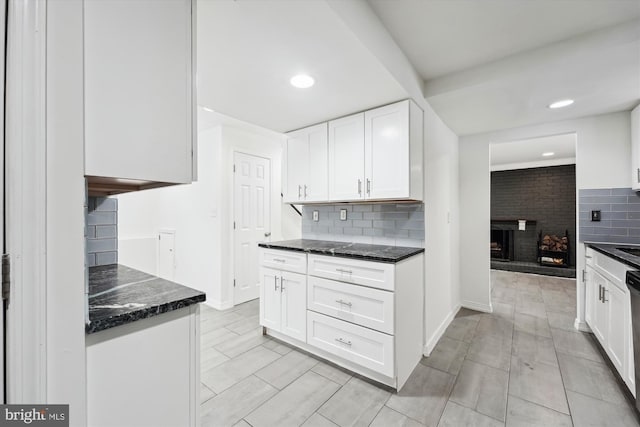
<box><xmin>490</xmin><ymin>229</ymin><xmax>514</xmax><ymax>261</ymax></box>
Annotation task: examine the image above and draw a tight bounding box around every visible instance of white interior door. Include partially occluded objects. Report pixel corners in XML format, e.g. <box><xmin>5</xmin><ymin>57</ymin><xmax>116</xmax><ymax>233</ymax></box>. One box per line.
<box><xmin>157</xmin><ymin>230</ymin><xmax>176</xmax><ymax>281</ymax></box>
<box><xmin>234</xmin><ymin>152</ymin><xmax>271</xmax><ymax>305</ymax></box>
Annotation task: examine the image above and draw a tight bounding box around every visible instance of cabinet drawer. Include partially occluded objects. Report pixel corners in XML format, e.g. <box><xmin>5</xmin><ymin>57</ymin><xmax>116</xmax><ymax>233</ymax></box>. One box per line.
<box><xmin>594</xmin><ymin>251</ymin><xmax>631</xmax><ymax>289</ymax></box>
<box><xmin>260</xmin><ymin>249</ymin><xmax>307</xmax><ymax>274</ymax></box>
<box><xmin>308</xmin><ymin>255</ymin><xmax>394</xmax><ymax>291</ymax></box>
<box><xmin>307</xmin><ymin>311</ymin><xmax>394</xmax><ymax>377</ymax></box>
<box><xmin>308</xmin><ymin>277</ymin><xmax>394</xmax><ymax>334</ymax></box>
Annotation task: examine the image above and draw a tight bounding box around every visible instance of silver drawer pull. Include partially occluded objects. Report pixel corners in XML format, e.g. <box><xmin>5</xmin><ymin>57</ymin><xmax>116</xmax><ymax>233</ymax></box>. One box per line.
<box><xmin>335</xmin><ymin>337</ymin><xmax>352</xmax><ymax>346</ymax></box>
<box><xmin>335</xmin><ymin>299</ymin><xmax>353</xmax><ymax>307</ymax></box>
<box><xmin>273</xmin><ymin>258</ymin><xmax>286</xmax><ymax>263</ymax></box>
<box><xmin>336</xmin><ymin>268</ymin><xmax>352</xmax><ymax>274</ymax></box>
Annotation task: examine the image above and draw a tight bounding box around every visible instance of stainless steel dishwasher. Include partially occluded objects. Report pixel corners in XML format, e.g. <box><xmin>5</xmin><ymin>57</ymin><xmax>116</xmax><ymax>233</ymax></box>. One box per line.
<box><xmin>627</xmin><ymin>270</ymin><xmax>640</xmax><ymax>411</ymax></box>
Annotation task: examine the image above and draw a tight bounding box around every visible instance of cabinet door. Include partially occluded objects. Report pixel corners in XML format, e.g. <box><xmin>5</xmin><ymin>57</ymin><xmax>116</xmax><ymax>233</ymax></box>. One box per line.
<box><xmin>284</xmin><ymin>130</ymin><xmax>309</xmax><ymax>203</ymax></box>
<box><xmin>631</xmin><ymin>105</ymin><xmax>640</xmax><ymax>190</ymax></box>
<box><xmin>280</xmin><ymin>271</ymin><xmax>307</xmax><ymax>342</ymax></box>
<box><xmin>328</xmin><ymin>113</ymin><xmax>365</xmax><ymax>201</ymax></box>
<box><xmin>592</xmin><ymin>270</ymin><xmax>608</xmax><ymax>344</ymax></box>
<box><xmin>365</xmin><ymin>101</ymin><xmax>410</xmax><ymax>199</ymax></box>
<box><xmin>607</xmin><ymin>282</ymin><xmax>626</xmax><ymax>375</ymax></box>
<box><xmin>84</xmin><ymin>0</ymin><xmax>194</xmax><ymax>184</ymax></box>
<box><xmin>260</xmin><ymin>267</ymin><xmax>281</xmax><ymax>331</ymax></box>
<box><xmin>306</xmin><ymin>123</ymin><xmax>329</xmax><ymax>202</ymax></box>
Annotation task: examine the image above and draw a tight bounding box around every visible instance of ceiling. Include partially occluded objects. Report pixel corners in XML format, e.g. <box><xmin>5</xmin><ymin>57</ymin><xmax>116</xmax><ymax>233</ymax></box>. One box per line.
<box><xmin>368</xmin><ymin>1</ymin><xmax>640</xmax><ymax>135</ymax></box>
<box><xmin>197</xmin><ymin>0</ymin><xmax>407</xmax><ymax>133</ymax></box>
<box><xmin>196</xmin><ymin>0</ymin><xmax>640</xmax><ymax>137</ymax></box>
<box><xmin>490</xmin><ymin>133</ymin><xmax>576</xmax><ymax>171</ymax></box>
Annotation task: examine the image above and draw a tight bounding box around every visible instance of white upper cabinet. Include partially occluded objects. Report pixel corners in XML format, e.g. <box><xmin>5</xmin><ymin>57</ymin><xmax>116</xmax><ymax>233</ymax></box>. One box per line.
<box><xmin>84</xmin><ymin>0</ymin><xmax>195</xmax><ymax>190</ymax></box>
<box><xmin>284</xmin><ymin>123</ymin><xmax>328</xmax><ymax>203</ymax></box>
<box><xmin>365</xmin><ymin>100</ymin><xmax>422</xmax><ymax>200</ymax></box>
<box><xmin>631</xmin><ymin>105</ymin><xmax>640</xmax><ymax>190</ymax></box>
<box><xmin>328</xmin><ymin>113</ymin><xmax>366</xmax><ymax>201</ymax></box>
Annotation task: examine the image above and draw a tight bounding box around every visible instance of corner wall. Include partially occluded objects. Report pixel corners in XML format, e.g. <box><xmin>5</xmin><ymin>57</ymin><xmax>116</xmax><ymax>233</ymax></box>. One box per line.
<box><xmin>459</xmin><ymin>111</ymin><xmax>632</xmax><ymax>327</ymax></box>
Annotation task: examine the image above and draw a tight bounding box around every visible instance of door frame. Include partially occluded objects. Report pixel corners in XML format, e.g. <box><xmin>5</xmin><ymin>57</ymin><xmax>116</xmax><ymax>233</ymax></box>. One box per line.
<box><xmin>231</xmin><ymin>150</ymin><xmax>271</xmax><ymax>305</ymax></box>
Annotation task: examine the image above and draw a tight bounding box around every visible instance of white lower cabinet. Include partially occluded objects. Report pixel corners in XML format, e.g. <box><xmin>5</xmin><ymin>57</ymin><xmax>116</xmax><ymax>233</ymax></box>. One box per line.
<box><xmin>259</xmin><ymin>267</ymin><xmax>306</xmax><ymax>342</ymax></box>
<box><xmin>585</xmin><ymin>247</ymin><xmax>635</xmax><ymax>396</ymax></box>
<box><xmin>259</xmin><ymin>247</ymin><xmax>424</xmax><ymax>390</ymax></box>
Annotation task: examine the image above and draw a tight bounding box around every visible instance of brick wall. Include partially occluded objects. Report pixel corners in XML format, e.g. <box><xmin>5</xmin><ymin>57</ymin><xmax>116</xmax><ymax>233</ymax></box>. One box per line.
<box><xmin>301</xmin><ymin>203</ymin><xmax>424</xmax><ymax>247</ymax></box>
<box><xmin>86</xmin><ymin>196</ymin><xmax>118</xmax><ymax>266</ymax></box>
<box><xmin>491</xmin><ymin>165</ymin><xmax>576</xmax><ymax>266</ymax></box>
<box><xmin>579</xmin><ymin>188</ymin><xmax>640</xmax><ymax>244</ymax></box>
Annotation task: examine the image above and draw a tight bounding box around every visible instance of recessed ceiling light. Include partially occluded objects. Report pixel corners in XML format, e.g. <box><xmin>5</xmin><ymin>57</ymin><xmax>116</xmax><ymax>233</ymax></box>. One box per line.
<box><xmin>548</xmin><ymin>99</ymin><xmax>574</xmax><ymax>109</ymax></box>
<box><xmin>542</xmin><ymin>152</ymin><xmax>555</xmax><ymax>157</ymax></box>
<box><xmin>290</xmin><ymin>74</ymin><xmax>315</xmax><ymax>89</ymax></box>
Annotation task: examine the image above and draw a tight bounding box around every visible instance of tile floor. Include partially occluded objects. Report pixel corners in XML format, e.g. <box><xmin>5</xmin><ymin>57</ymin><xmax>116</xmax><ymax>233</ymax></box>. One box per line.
<box><xmin>199</xmin><ymin>270</ymin><xmax>640</xmax><ymax>426</ymax></box>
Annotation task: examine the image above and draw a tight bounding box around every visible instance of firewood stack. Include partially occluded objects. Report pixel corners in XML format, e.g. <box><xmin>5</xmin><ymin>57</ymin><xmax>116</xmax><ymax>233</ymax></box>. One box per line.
<box><xmin>539</xmin><ymin>235</ymin><xmax>568</xmax><ymax>252</ymax></box>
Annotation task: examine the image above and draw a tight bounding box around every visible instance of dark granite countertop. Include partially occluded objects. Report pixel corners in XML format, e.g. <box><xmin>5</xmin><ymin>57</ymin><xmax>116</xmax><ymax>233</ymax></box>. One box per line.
<box><xmin>258</xmin><ymin>239</ymin><xmax>424</xmax><ymax>263</ymax></box>
<box><xmin>87</xmin><ymin>264</ymin><xmax>206</xmax><ymax>334</ymax></box>
<box><xmin>587</xmin><ymin>243</ymin><xmax>640</xmax><ymax>270</ymax></box>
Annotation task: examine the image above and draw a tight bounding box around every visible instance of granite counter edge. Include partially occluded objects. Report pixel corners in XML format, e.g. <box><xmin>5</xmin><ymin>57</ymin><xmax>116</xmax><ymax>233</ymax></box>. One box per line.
<box><xmin>258</xmin><ymin>243</ymin><xmax>425</xmax><ymax>263</ymax></box>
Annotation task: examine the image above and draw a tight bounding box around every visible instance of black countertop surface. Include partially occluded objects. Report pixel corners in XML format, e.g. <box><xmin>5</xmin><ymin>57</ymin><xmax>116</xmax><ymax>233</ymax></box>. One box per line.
<box><xmin>87</xmin><ymin>264</ymin><xmax>206</xmax><ymax>334</ymax></box>
<box><xmin>587</xmin><ymin>243</ymin><xmax>640</xmax><ymax>270</ymax></box>
<box><xmin>258</xmin><ymin>239</ymin><xmax>424</xmax><ymax>263</ymax></box>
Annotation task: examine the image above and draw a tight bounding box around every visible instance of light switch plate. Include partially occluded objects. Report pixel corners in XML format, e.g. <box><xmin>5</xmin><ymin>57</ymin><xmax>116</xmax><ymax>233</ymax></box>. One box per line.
<box><xmin>340</xmin><ymin>209</ymin><xmax>347</xmax><ymax>221</ymax></box>
<box><xmin>312</xmin><ymin>210</ymin><xmax>319</xmax><ymax>222</ymax></box>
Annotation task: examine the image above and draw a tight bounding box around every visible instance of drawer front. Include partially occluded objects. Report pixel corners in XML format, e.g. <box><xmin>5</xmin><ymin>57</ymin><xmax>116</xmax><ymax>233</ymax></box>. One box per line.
<box><xmin>308</xmin><ymin>254</ymin><xmax>394</xmax><ymax>291</ymax></box>
<box><xmin>260</xmin><ymin>248</ymin><xmax>307</xmax><ymax>274</ymax></box>
<box><xmin>307</xmin><ymin>311</ymin><xmax>394</xmax><ymax>377</ymax></box>
<box><xmin>594</xmin><ymin>251</ymin><xmax>631</xmax><ymax>289</ymax></box>
<box><xmin>308</xmin><ymin>276</ymin><xmax>394</xmax><ymax>334</ymax></box>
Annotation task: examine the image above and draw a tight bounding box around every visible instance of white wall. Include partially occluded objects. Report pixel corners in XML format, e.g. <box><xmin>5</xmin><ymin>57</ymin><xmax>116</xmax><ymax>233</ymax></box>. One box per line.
<box><xmin>459</xmin><ymin>111</ymin><xmax>632</xmax><ymax>326</ymax></box>
<box><xmin>423</xmin><ymin>102</ymin><xmax>461</xmax><ymax>354</ymax></box>
<box><xmin>118</xmin><ymin>124</ymin><xmax>293</xmax><ymax>310</ymax></box>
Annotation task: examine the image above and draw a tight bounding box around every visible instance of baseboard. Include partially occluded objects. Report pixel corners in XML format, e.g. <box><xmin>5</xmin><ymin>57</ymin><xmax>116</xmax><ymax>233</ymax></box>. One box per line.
<box><xmin>423</xmin><ymin>304</ymin><xmax>461</xmax><ymax>356</ymax></box>
<box><xmin>205</xmin><ymin>299</ymin><xmax>234</xmax><ymax>311</ymax></box>
<box><xmin>574</xmin><ymin>318</ymin><xmax>591</xmax><ymax>333</ymax></box>
<box><xmin>461</xmin><ymin>300</ymin><xmax>492</xmax><ymax>313</ymax></box>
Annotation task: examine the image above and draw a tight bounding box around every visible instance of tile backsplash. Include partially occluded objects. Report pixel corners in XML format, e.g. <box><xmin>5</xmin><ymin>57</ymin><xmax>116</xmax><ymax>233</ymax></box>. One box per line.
<box><xmin>579</xmin><ymin>188</ymin><xmax>640</xmax><ymax>245</ymax></box>
<box><xmin>86</xmin><ymin>196</ymin><xmax>118</xmax><ymax>266</ymax></box>
<box><xmin>301</xmin><ymin>203</ymin><xmax>425</xmax><ymax>247</ymax></box>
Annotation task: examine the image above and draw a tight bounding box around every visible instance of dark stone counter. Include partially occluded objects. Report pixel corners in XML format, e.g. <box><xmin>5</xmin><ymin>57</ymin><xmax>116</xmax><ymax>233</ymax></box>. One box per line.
<box><xmin>587</xmin><ymin>243</ymin><xmax>640</xmax><ymax>270</ymax></box>
<box><xmin>258</xmin><ymin>239</ymin><xmax>424</xmax><ymax>263</ymax></box>
<box><xmin>87</xmin><ymin>264</ymin><xmax>206</xmax><ymax>334</ymax></box>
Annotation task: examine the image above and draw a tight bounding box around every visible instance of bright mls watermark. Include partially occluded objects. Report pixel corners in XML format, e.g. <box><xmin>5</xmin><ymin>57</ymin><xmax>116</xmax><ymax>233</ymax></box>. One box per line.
<box><xmin>0</xmin><ymin>405</ymin><xmax>68</xmax><ymax>426</ymax></box>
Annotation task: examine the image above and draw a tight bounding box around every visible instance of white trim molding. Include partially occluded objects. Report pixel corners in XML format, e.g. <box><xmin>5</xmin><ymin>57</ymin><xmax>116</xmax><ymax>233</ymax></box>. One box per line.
<box><xmin>5</xmin><ymin>0</ymin><xmax>48</xmax><ymax>403</ymax></box>
<box><xmin>574</xmin><ymin>318</ymin><xmax>591</xmax><ymax>333</ymax></box>
<box><xmin>424</xmin><ymin>305</ymin><xmax>461</xmax><ymax>356</ymax></box>
<box><xmin>461</xmin><ymin>300</ymin><xmax>493</xmax><ymax>314</ymax></box>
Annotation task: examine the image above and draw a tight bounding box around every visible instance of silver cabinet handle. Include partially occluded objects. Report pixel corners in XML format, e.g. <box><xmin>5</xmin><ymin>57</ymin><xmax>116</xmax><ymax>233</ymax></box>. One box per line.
<box><xmin>585</xmin><ymin>255</ymin><xmax>592</xmax><ymax>259</ymax></box>
<box><xmin>335</xmin><ymin>299</ymin><xmax>353</xmax><ymax>307</ymax></box>
<box><xmin>335</xmin><ymin>337</ymin><xmax>352</xmax><ymax>346</ymax></box>
<box><xmin>598</xmin><ymin>284</ymin><xmax>601</xmax><ymax>301</ymax></box>
<box><xmin>264</xmin><ymin>232</ymin><xmax>271</xmax><ymax>237</ymax></box>
<box><xmin>599</xmin><ymin>284</ymin><xmax>604</xmax><ymax>302</ymax></box>
<box><xmin>273</xmin><ymin>258</ymin><xmax>286</xmax><ymax>263</ymax></box>
<box><xmin>304</xmin><ymin>185</ymin><xmax>308</xmax><ymax>198</ymax></box>
<box><xmin>603</xmin><ymin>287</ymin><xmax>609</xmax><ymax>303</ymax></box>
<box><xmin>274</xmin><ymin>276</ymin><xmax>279</xmax><ymax>291</ymax></box>
<box><xmin>582</xmin><ymin>270</ymin><xmax>586</xmax><ymax>282</ymax></box>
<box><xmin>358</xmin><ymin>179</ymin><xmax>362</xmax><ymax>195</ymax></box>
<box><xmin>280</xmin><ymin>276</ymin><xmax>285</xmax><ymax>292</ymax></box>
<box><xmin>336</xmin><ymin>268</ymin><xmax>352</xmax><ymax>274</ymax></box>
<box><xmin>366</xmin><ymin>178</ymin><xmax>371</xmax><ymax>195</ymax></box>
<box><xmin>298</xmin><ymin>185</ymin><xmax>302</xmax><ymax>198</ymax></box>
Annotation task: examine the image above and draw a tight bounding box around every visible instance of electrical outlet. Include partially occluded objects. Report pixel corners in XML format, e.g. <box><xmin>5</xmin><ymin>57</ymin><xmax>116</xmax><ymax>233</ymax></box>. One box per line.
<box><xmin>340</xmin><ymin>209</ymin><xmax>347</xmax><ymax>221</ymax></box>
<box><xmin>591</xmin><ymin>210</ymin><xmax>601</xmax><ymax>222</ymax></box>
<box><xmin>312</xmin><ymin>210</ymin><xmax>319</xmax><ymax>221</ymax></box>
